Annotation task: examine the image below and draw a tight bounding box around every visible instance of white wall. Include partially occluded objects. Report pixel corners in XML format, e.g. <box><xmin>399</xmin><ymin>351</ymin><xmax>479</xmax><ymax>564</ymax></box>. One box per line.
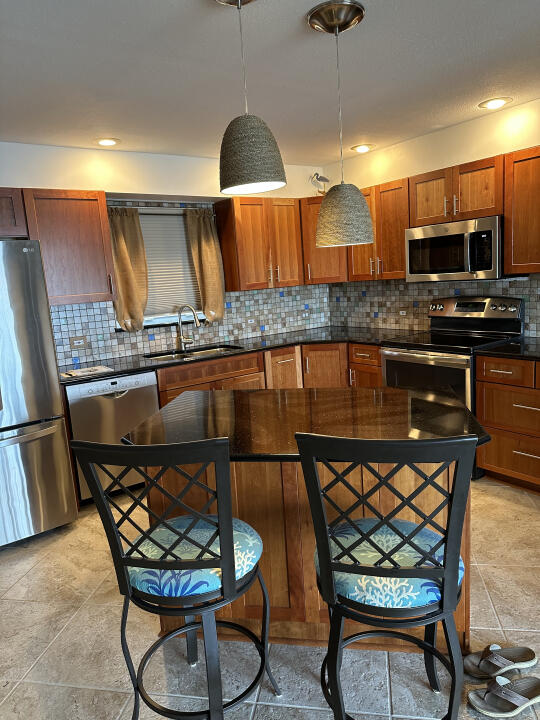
<box><xmin>323</xmin><ymin>98</ymin><xmax>540</xmax><ymax>188</ymax></box>
<box><xmin>0</xmin><ymin>142</ymin><xmax>321</xmax><ymax>198</ymax></box>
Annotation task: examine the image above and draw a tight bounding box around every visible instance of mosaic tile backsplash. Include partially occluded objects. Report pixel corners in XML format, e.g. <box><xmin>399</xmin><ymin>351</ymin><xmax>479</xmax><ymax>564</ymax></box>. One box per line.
<box><xmin>51</xmin><ymin>276</ymin><xmax>539</xmax><ymax>367</ymax></box>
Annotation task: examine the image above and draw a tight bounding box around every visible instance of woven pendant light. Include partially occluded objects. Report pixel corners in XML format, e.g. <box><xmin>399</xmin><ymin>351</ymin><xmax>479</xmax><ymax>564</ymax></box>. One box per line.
<box><xmin>217</xmin><ymin>0</ymin><xmax>286</xmax><ymax>195</ymax></box>
<box><xmin>308</xmin><ymin>1</ymin><xmax>373</xmax><ymax>247</ymax></box>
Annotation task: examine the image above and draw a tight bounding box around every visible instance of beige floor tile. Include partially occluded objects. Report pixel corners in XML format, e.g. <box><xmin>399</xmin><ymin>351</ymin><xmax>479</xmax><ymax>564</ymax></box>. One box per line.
<box><xmin>0</xmin><ymin>599</ymin><xmax>77</xmax><ymax>681</ymax></box>
<box><xmin>468</xmin><ymin>628</ymin><xmax>507</xmax><ymax>654</ymax></box>
<box><xmin>469</xmin><ymin>566</ymin><xmax>500</xmax><ymax>630</ymax></box>
<box><xmin>480</xmin><ymin>565</ymin><xmax>540</xmax><ymax>631</ymax></box>
<box><xmin>0</xmin><ymin>679</ymin><xmax>15</xmax><ymax>702</ymax></box>
<box><xmin>253</xmin><ymin>708</ymin><xmax>331</xmax><ymax>719</ymax></box>
<box><xmin>0</xmin><ymin>682</ymin><xmax>127</xmax><ymax>719</ymax></box>
<box><xmin>0</xmin><ymin>546</ymin><xmax>49</xmax><ymax>595</ymax></box>
<box><xmin>118</xmin><ymin>694</ymin><xmax>254</xmax><ymax>720</ymax></box>
<box><xmin>388</xmin><ymin>650</ymin><xmax>452</xmax><ymax>718</ymax></box>
<box><xmin>85</xmin><ymin>571</ymin><xmax>123</xmax><ymax>605</ymax></box>
<box><xmin>503</xmin><ymin>630</ymin><xmax>540</xmax><ymax>661</ymax></box>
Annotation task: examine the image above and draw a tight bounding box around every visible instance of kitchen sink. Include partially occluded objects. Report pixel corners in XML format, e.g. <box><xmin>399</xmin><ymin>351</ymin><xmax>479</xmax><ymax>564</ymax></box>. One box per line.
<box><xmin>144</xmin><ymin>344</ymin><xmax>243</xmax><ymax>362</ymax></box>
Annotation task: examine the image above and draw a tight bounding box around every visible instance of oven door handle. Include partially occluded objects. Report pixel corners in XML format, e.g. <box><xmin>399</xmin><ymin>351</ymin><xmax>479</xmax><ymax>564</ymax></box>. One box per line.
<box><xmin>381</xmin><ymin>349</ymin><xmax>471</xmax><ymax>369</ymax></box>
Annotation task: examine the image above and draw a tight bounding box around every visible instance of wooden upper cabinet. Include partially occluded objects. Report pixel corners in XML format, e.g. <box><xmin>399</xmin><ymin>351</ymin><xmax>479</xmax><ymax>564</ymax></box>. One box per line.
<box><xmin>409</xmin><ymin>168</ymin><xmax>453</xmax><ymax>227</ymax></box>
<box><xmin>0</xmin><ymin>188</ymin><xmax>27</xmax><ymax>236</ymax></box>
<box><xmin>348</xmin><ymin>187</ymin><xmax>377</xmax><ymax>281</ymax></box>
<box><xmin>301</xmin><ymin>343</ymin><xmax>348</xmax><ymax>388</ymax></box>
<box><xmin>267</xmin><ymin>198</ymin><xmax>303</xmax><ymax>287</ymax></box>
<box><xmin>23</xmin><ymin>189</ymin><xmax>114</xmax><ymax>305</ymax></box>
<box><xmin>264</xmin><ymin>346</ymin><xmax>303</xmax><ymax>389</ymax></box>
<box><xmin>452</xmin><ymin>156</ymin><xmax>503</xmax><ymax>220</ymax></box>
<box><xmin>504</xmin><ymin>145</ymin><xmax>540</xmax><ymax>275</ymax></box>
<box><xmin>215</xmin><ymin>197</ymin><xmax>270</xmax><ymax>291</ymax></box>
<box><xmin>300</xmin><ymin>196</ymin><xmax>347</xmax><ymax>285</ymax></box>
<box><xmin>376</xmin><ymin>179</ymin><xmax>408</xmax><ymax>279</ymax></box>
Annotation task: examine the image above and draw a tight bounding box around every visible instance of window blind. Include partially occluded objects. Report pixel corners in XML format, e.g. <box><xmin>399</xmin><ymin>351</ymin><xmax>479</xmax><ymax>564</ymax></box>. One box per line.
<box><xmin>138</xmin><ymin>213</ymin><xmax>202</xmax><ymax>319</ymax></box>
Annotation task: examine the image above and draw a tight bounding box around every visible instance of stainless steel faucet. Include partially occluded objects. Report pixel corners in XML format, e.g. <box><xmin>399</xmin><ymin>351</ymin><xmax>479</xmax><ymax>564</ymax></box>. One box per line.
<box><xmin>177</xmin><ymin>304</ymin><xmax>201</xmax><ymax>352</ymax></box>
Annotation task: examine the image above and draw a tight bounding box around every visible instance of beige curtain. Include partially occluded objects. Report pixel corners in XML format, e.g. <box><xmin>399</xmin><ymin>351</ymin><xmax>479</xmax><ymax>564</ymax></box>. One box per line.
<box><xmin>108</xmin><ymin>208</ymin><xmax>148</xmax><ymax>331</ymax></box>
<box><xmin>186</xmin><ymin>209</ymin><xmax>225</xmax><ymax>324</ymax></box>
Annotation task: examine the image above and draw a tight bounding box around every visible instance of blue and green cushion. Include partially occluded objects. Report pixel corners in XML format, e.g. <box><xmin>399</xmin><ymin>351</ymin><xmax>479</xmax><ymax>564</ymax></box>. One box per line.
<box><xmin>316</xmin><ymin>517</ymin><xmax>464</xmax><ymax>609</ymax></box>
<box><xmin>128</xmin><ymin>515</ymin><xmax>262</xmax><ymax>598</ymax></box>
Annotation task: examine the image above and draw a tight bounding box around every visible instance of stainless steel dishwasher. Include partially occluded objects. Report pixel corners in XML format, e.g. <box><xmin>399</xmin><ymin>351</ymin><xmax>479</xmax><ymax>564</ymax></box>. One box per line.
<box><xmin>66</xmin><ymin>372</ymin><xmax>159</xmax><ymax>500</ymax></box>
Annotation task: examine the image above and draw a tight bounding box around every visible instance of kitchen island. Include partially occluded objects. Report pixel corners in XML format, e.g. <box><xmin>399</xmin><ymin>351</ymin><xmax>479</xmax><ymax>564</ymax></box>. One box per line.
<box><xmin>126</xmin><ymin>386</ymin><xmax>488</xmax><ymax>652</ymax></box>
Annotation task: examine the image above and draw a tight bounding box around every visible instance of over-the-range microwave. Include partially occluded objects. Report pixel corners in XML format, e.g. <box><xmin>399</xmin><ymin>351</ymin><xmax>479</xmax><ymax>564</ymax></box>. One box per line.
<box><xmin>405</xmin><ymin>216</ymin><xmax>501</xmax><ymax>283</ymax></box>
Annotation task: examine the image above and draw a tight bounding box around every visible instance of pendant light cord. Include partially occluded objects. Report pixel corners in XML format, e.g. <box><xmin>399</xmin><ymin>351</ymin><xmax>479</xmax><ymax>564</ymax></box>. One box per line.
<box><xmin>237</xmin><ymin>0</ymin><xmax>249</xmax><ymax>115</ymax></box>
<box><xmin>335</xmin><ymin>28</ymin><xmax>344</xmax><ymax>184</ymax></box>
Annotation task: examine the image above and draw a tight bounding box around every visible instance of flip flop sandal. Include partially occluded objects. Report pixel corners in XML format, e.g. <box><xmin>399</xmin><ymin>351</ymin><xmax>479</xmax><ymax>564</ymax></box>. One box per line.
<box><xmin>468</xmin><ymin>676</ymin><xmax>540</xmax><ymax>717</ymax></box>
<box><xmin>464</xmin><ymin>644</ymin><xmax>537</xmax><ymax>679</ymax></box>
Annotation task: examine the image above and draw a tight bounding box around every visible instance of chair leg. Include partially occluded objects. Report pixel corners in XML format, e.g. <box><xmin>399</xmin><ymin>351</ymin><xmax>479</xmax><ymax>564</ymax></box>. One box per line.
<box><xmin>258</xmin><ymin>569</ymin><xmax>282</xmax><ymax>696</ymax></box>
<box><xmin>326</xmin><ymin>607</ymin><xmax>346</xmax><ymax>720</ymax></box>
<box><xmin>202</xmin><ymin>611</ymin><xmax>224</xmax><ymax>720</ymax></box>
<box><xmin>120</xmin><ymin>595</ymin><xmax>140</xmax><ymax>720</ymax></box>
<box><xmin>184</xmin><ymin>614</ymin><xmax>198</xmax><ymax>667</ymax></box>
<box><xmin>424</xmin><ymin>622</ymin><xmax>441</xmax><ymax>693</ymax></box>
<box><xmin>442</xmin><ymin>615</ymin><xmax>464</xmax><ymax>720</ymax></box>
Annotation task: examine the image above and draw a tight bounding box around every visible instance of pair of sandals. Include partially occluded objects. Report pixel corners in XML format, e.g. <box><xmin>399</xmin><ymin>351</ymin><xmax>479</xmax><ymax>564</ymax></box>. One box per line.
<box><xmin>464</xmin><ymin>644</ymin><xmax>540</xmax><ymax>717</ymax></box>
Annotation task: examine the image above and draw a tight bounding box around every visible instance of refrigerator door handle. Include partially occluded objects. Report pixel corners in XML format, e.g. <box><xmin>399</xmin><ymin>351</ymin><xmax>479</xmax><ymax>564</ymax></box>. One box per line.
<box><xmin>0</xmin><ymin>422</ymin><xmax>57</xmax><ymax>448</ymax></box>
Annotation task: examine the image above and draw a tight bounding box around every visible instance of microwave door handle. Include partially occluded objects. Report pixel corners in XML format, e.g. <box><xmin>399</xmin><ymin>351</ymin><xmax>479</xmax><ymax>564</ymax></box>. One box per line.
<box><xmin>464</xmin><ymin>233</ymin><xmax>472</xmax><ymax>273</ymax></box>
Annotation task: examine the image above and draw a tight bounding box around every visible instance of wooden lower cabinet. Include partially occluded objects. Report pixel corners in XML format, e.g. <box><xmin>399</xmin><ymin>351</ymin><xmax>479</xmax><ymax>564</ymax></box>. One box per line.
<box><xmin>264</xmin><ymin>346</ymin><xmax>303</xmax><ymax>389</ymax></box>
<box><xmin>302</xmin><ymin>343</ymin><xmax>348</xmax><ymax>388</ymax></box>
<box><xmin>349</xmin><ymin>363</ymin><xmax>383</xmax><ymax>388</ymax></box>
<box><xmin>477</xmin><ymin>382</ymin><xmax>540</xmax><ymax>436</ymax></box>
<box><xmin>477</xmin><ymin>428</ymin><xmax>540</xmax><ymax>487</ymax></box>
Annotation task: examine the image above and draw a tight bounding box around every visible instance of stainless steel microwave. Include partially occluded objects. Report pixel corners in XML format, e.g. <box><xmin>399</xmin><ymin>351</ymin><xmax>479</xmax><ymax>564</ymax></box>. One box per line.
<box><xmin>405</xmin><ymin>216</ymin><xmax>501</xmax><ymax>283</ymax></box>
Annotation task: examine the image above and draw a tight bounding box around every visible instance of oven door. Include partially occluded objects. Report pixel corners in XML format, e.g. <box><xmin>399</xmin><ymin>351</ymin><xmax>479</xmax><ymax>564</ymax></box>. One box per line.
<box><xmin>381</xmin><ymin>348</ymin><xmax>472</xmax><ymax>410</ymax></box>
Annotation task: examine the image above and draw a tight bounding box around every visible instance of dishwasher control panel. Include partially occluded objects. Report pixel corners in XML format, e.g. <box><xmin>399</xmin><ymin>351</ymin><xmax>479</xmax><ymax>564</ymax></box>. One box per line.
<box><xmin>65</xmin><ymin>371</ymin><xmax>157</xmax><ymax>400</ymax></box>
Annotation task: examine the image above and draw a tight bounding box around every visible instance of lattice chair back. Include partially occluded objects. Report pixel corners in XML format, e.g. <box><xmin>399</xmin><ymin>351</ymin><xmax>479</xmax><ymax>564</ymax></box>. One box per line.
<box><xmin>296</xmin><ymin>434</ymin><xmax>477</xmax><ymax>615</ymax></box>
<box><xmin>72</xmin><ymin>439</ymin><xmax>237</xmax><ymax>603</ymax></box>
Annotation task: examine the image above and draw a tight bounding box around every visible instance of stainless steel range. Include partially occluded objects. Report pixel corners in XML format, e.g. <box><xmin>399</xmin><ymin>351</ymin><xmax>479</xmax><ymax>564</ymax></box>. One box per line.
<box><xmin>381</xmin><ymin>297</ymin><xmax>524</xmax><ymax>412</ymax></box>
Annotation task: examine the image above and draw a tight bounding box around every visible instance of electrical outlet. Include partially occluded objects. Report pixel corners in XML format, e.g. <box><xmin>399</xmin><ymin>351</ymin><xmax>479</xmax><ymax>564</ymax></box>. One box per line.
<box><xmin>400</xmin><ymin>310</ymin><xmax>407</xmax><ymax>316</ymax></box>
<box><xmin>69</xmin><ymin>335</ymin><xmax>89</xmax><ymax>349</ymax></box>
<box><xmin>247</xmin><ymin>319</ymin><xmax>255</xmax><ymax>324</ymax></box>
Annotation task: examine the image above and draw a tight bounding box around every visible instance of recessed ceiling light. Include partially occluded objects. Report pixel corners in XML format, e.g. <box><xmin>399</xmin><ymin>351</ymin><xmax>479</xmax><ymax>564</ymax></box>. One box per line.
<box><xmin>351</xmin><ymin>144</ymin><xmax>374</xmax><ymax>154</ymax></box>
<box><xmin>96</xmin><ymin>138</ymin><xmax>120</xmax><ymax>147</ymax></box>
<box><xmin>478</xmin><ymin>97</ymin><xmax>513</xmax><ymax>110</ymax></box>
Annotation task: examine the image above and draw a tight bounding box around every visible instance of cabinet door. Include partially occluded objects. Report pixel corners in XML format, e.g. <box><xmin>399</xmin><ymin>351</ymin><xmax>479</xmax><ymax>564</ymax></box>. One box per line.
<box><xmin>268</xmin><ymin>198</ymin><xmax>303</xmax><ymax>287</ymax></box>
<box><xmin>0</xmin><ymin>188</ymin><xmax>27</xmax><ymax>236</ymax></box>
<box><xmin>219</xmin><ymin>371</ymin><xmax>266</xmax><ymax>390</ymax></box>
<box><xmin>233</xmin><ymin>197</ymin><xmax>271</xmax><ymax>290</ymax></box>
<box><xmin>504</xmin><ymin>146</ymin><xmax>540</xmax><ymax>275</ymax></box>
<box><xmin>348</xmin><ymin>186</ymin><xmax>377</xmax><ymax>281</ymax></box>
<box><xmin>376</xmin><ymin>179</ymin><xmax>409</xmax><ymax>279</ymax></box>
<box><xmin>349</xmin><ymin>363</ymin><xmax>383</xmax><ymax>388</ymax></box>
<box><xmin>23</xmin><ymin>189</ymin><xmax>114</xmax><ymax>304</ymax></box>
<box><xmin>264</xmin><ymin>346</ymin><xmax>303</xmax><ymax>389</ymax></box>
<box><xmin>452</xmin><ymin>156</ymin><xmax>503</xmax><ymax>220</ymax></box>
<box><xmin>302</xmin><ymin>343</ymin><xmax>348</xmax><ymax>388</ymax></box>
<box><xmin>409</xmin><ymin>168</ymin><xmax>453</xmax><ymax>227</ymax></box>
<box><xmin>300</xmin><ymin>196</ymin><xmax>347</xmax><ymax>284</ymax></box>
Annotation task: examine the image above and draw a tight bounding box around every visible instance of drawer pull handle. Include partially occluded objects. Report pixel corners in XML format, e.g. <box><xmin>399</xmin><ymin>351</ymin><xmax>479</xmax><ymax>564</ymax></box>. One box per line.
<box><xmin>355</xmin><ymin>352</ymin><xmax>371</xmax><ymax>358</ymax></box>
<box><xmin>513</xmin><ymin>403</ymin><xmax>540</xmax><ymax>412</ymax></box>
<box><xmin>513</xmin><ymin>450</ymin><xmax>540</xmax><ymax>461</ymax></box>
<box><xmin>276</xmin><ymin>358</ymin><xmax>293</xmax><ymax>365</ymax></box>
<box><xmin>489</xmin><ymin>369</ymin><xmax>513</xmax><ymax>374</ymax></box>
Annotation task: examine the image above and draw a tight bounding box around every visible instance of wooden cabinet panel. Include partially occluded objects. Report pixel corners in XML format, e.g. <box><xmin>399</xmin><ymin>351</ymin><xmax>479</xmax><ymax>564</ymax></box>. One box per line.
<box><xmin>268</xmin><ymin>198</ymin><xmax>303</xmax><ymax>287</ymax></box>
<box><xmin>477</xmin><ymin>382</ymin><xmax>540</xmax><ymax>437</ymax></box>
<box><xmin>302</xmin><ymin>343</ymin><xmax>348</xmax><ymax>388</ymax></box>
<box><xmin>300</xmin><ymin>196</ymin><xmax>347</xmax><ymax>284</ymax></box>
<box><xmin>376</xmin><ymin>179</ymin><xmax>408</xmax><ymax>279</ymax></box>
<box><xmin>264</xmin><ymin>346</ymin><xmax>303</xmax><ymax>389</ymax></box>
<box><xmin>452</xmin><ymin>156</ymin><xmax>503</xmax><ymax>220</ymax></box>
<box><xmin>504</xmin><ymin>146</ymin><xmax>540</xmax><ymax>275</ymax></box>
<box><xmin>159</xmin><ymin>381</ymin><xmax>216</xmax><ymax>407</ymax></box>
<box><xmin>477</xmin><ymin>428</ymin><xmax>540</xmax><ymax>487</ymax></box>
<box><xmin>0</xmin><ymin>188</ymin><xmax>27</xmax><ymax>236</ymax></box>
<box><xmin>349</xmin><ymin>187</ymin><xmax>377</xmax><ymax>281</ymax></box>
<box><xmin>219</xmin><ymin>371</ymin><xmax>265</xmax><ymax>390</ymax></box>
<box><xmin>537</xmin><ymin>363</ymin><xmax>540</xmax><ymax>389</ymax></box>
<box><xmin>157</xmin><ymin>353</ymin><xmax>263</xmax><ymax>392</ymax></box>
<box><xmin>349</xmin><ymin>363</ymin><xmax>383</xmax><ymax>388</ymax></box>
<box><xmin>23</xmin><ymin>188</ymin><xmax>114</xmax><ymax>304</ymax></box>
<box><xmin>348</xmin><ymin>344</ymin><xmax>380</xmax><ymax>366</ymax></box>
<box><xmin>409</xmin><ymin>168</ymin><xmax>453</xmax><ymax>227</ymax></box>
<box><xmin>476</xmin><ymin>356</ymin><xmax>534</xmax><ymax>388</ymax></box>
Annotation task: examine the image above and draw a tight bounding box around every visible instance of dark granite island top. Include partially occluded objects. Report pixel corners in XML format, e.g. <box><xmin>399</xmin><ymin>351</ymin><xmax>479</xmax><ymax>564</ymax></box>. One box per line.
<box><xmin>126</xmin><ymin>386</ymin><xmax>489</xmax><ymax>459</ymax></box>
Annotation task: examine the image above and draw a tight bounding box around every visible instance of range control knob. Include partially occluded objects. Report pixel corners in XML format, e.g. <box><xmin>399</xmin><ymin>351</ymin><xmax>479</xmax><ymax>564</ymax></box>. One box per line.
<box><xmin>429</xmin><ymin>304</ymin><xmax>435</xmax><ymax>311</ymax></box>
<box><xmin>508</xmin><ymin>305</ymin><xmax>518</xmax><ymax>313</ymax></box>
<box><xmin>437</xmin><ymin>304</ymin><xmax>444</xmax><ymax>311</ymax></box>
<box><xmin>498</xmin><ymin>304</ymin><xmax>507</xmax><ymax>312</ymax></box>
<box><xmin>490</xmin><ymin>304</ymin><xmax>498</xmax><ymax>311</ymax></box>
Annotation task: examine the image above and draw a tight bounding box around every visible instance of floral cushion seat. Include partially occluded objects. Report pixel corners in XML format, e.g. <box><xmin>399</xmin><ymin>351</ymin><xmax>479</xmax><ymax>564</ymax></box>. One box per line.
<box><xmin>128</xmin><ymin>515</ymin><xmax>263</xmax><ymax>598</ymax></box>
<box><xmin>316</xmin><ymin>517</ymin><xmax>464</xmax><ymax>609</ymax></box>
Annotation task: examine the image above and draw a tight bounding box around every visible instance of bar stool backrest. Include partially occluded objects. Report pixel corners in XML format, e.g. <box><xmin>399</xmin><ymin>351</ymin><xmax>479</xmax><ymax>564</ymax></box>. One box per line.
<box><xmin>72</xmin><ymin>439</ymin><xmax>236</xmax><ymax>601</ymax></box>
<box><xmin>295</xmin><ymin>434</ymin><xmax>477</xmax><ymax>614</ymax></box>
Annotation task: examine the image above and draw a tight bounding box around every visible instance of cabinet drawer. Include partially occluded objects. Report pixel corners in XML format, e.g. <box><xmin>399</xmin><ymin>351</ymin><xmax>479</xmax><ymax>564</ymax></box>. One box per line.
<box><xmin>157</xmin><ymin>353</ymin><xmax>262</xmax><ymax>391</ymax></box>
<box><xmin>477</xmin><ymin>382</ymin><xmax>540</xmax><ymax>436</ymax></box>
<box><xmin>348</xmin><ymin>344</ymin><xmax>380</xmax><ymax>366</ymax></box>
<box><xmin>476</xmin><ymin>356</ymin><xmax>534</xmax><ymax>387</ymax></box>
<box><xmin>477</xmin><ymin>428</ymin><xmax>540</xmax><ymax>487</ymax></box>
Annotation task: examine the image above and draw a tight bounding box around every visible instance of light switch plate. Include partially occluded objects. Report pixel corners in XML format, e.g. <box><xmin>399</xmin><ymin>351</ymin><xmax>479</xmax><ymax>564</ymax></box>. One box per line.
<box><xmin>70</xmin><ymin>335</ymin><xmax>89</xmax><ymax>349</ymax></box>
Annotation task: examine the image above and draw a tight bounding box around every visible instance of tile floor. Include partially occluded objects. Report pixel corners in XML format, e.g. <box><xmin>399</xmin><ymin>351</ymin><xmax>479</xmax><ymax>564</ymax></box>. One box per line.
<box><xmin>0</xmin><ymin>476</ymin><xmax>538</xmax><ymax>720</ymax></box>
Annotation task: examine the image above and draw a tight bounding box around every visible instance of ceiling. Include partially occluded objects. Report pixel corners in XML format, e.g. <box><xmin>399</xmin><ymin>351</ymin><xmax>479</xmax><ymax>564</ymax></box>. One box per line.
<box><xmin>1</xmin><ymin>0</ymin><xmax>539</xmax><ymax>166</ymax></box>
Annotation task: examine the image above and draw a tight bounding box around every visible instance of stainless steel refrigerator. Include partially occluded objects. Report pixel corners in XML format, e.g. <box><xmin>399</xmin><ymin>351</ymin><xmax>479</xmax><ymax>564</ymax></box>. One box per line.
<box><xmin>0</xmin><ymin>237</ymin><xmax>77</xmax><ymax>546</ymax></box>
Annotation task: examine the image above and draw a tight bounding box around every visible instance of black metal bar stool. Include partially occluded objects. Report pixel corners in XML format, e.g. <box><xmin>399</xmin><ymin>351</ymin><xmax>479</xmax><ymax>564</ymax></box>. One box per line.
<box><xmin>72</xmin><ymin>438</ymin><xmax>280</xmax><ymax>720</ymax></box>
<box><xmin>296</xmin><ymin>434</ymin><xmax>478</xmax><ymax>720</ymax></box>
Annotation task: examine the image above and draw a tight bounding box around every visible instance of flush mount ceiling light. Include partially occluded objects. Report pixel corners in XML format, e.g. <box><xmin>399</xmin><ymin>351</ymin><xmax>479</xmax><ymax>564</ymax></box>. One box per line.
<box><xmin>351</xmin><ymin>143</ymin><xmax>374</xmax><ymax>153</ymax></box>
<box><xmin>478</xmin><ymin>97</ymin><xmax>513</xmax><ymax>110</ymax></box>
<box><xmin>308</xmin><ymin>1</ymin><xmax>374</xmax><ymax>248</ymax></box>
<box><xmin>96</xmin><ymin>138</ymin><xmax>120</xmax><ymax>147</ymax></box>
<box><xmin>217</xmin><ymin>0</ymin><xmax>286</xmax><ymax>195</ymax></box>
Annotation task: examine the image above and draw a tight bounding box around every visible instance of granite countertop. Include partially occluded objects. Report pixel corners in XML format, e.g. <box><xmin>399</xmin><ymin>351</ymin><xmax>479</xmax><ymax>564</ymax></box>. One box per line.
<box><xmin>58</xmin><ymin>325</ymin><xmax>411</xmax><ymax>384</ymax></box>
<box><xmin>125</xmin><ymin>386</ymin><xmax>489</xmax><ymax>461</ymax></box>
<box><xmin>476</xmin><ymin>339</ymin><xmax>540</xmax><ymax>362</ymax></box>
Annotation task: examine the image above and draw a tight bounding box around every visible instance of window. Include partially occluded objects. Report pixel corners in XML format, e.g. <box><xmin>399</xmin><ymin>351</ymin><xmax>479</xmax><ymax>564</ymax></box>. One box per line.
<box><xmin>138</xmin><ymin>212</ymin><xmax>203</xmax><ymax>326</ymax></box>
